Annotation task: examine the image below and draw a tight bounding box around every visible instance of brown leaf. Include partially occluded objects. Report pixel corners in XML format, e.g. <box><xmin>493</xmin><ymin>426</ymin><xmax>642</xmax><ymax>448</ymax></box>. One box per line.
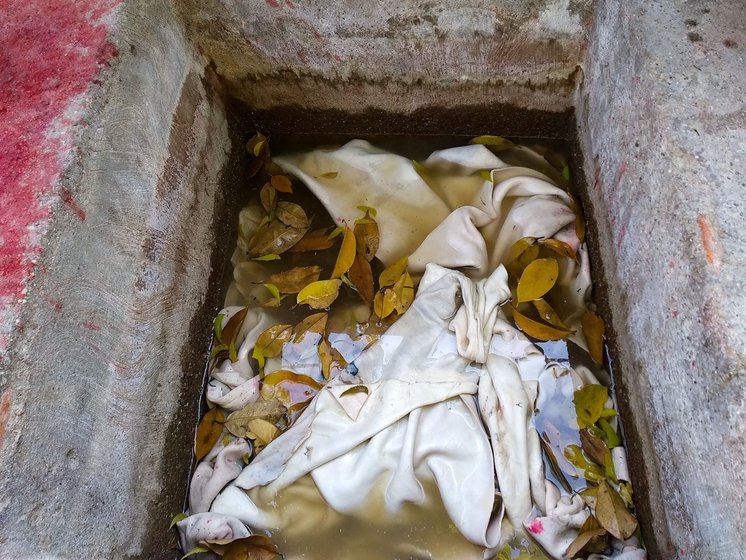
<box><xmin>505</xmin><ymin>237</ymin><xmax>540</xmax><ymax>278</ymax></box>
<box><xmin>348</xmin><ymin>252</ymin><xmax>374</xmax><ymax>306</ymax></box>
<box><xmin>254</xmin><ymin>324</ymin><xmax>293</xmax><ymax>359</ymax></box>
<box><xmin>260</xmin><ymin>183</ymin><xmax>276</xmax><ymax>214</ymax></box>
<box><xmin>223</xmin><ymin>535</ymin><xmax>281</xmax><ymax>560</ymax></box>
<box><xmin>275</xmin><ymin>201</ymin><xmax>310</xmax><ymax>229</ymax></box>
<box><xmin>331</xmin><ymin>227</ymin><xmax>356</xmax><ymax>279</ymax></box>
<box><xmin>595</xmin><ymin>479</ymin><xmax>638</xmax><ymax>540</ymax></box>
<box><xmin>540</xmin><ymin>238</ymin><xmax>578</xmax><ymax>262</ymax></box>
<box><xmin>569</xmin><ymin>193</ymin><xmax>586</xmax><ymax>243</ymax></box>
<box><xmin>260</xmin><ymin>370</ymin><xmax>322</xmax><ymax>409</ymax></box>
<box><xmin>224</xmin><ymin>399</ymin><xmax>286</xmax><ymax>438</ymax></box>
<box><xmin>532</xmin><ymin>298</ymin><xmax>568</xmax><ymax>329</ymax></box>
<box><xmin>222</xmin><ymin>307</ymin><xmax>249</xmax><ymax>348</ymax></box>
<box><xmin>379</xmin><ymin>256</ymin><xmax>408</xmax><ymax>288</ymax></box>
<box><xmin>263</xmin><ymin>266</ymin><xmax>322</xmax><ymax>294</ymax></box>
<box><xmin>512</xmin><ymin>305</ymin><xmax>573</xmax><ymax>341</ymax></box>
<box><xmin>318</xmin><ymin>338</ymin><xmax>333</xmax><ymax>380</ymax></box>
<box><xmin>270</xmin><ymin>175</ymin><xmax>293</xmax><ymax>193</ymax></box>
<box><xmin>340</xmin><ymin>385</ymin><xmax>369</xmax><ymax>397</ymax></box>
<box><xmin>580</xmin><ymin>428</ymin><xmax>610</xmax><ymax>466</ymax></box>
<box><xmin>517</xmin><ymin>257</ymin><xmax>559</xmax><ymax>302</ymax></box>
<box><xmin>288</xmin><ymin>227</ymin><xmax>335</xmax><ymax>253</ymax></box>
<box><xmin>565</xmin><ymin>516</ymin><xmax>607</xmax><ymax>558</ymax></box>
<box><xmin>195</xmin><ymin>407</ymin><xmax>224</xmax><ymax>460</ymax></box>
<box><xmin>354</xmin><ymin>213</ymin><xmax>379</xmax><ymax>261</ymax></box>
<box><xmin>293</xmin><ymin>312</ymin><xmax>328</xmax><ymax>342</ymax></box>
<box><xmin>581</xmin><ymin>310</ymin><xmax>606</xmax><ymax>364</ymax></box>
<box><xmin>248</xmin><ymin>219</ymin><xmax>308</xmax><ymax>257</ymax></box>
<box><xmin>296</xmin><ymin>279</ymin><xmax>342</xmax><ymax>309</ymax></box>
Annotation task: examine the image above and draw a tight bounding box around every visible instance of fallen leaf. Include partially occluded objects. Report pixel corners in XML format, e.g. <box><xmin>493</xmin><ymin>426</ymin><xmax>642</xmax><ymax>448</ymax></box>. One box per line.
<box><xmin>354</xmin><ymin>212</ymin><xmax>380</xmax><ymax>261</ymax></box>
<box><xmin>181</xmin><ymin>546</ymin><xmax>209</xmax><ymax>560</ymax></box>
<box><xmin>270</xmin><ymin>175</ymin><xmax>293</xmax><ymax>193</ymax></box>
<box><xmin>582</xmin><ymin>310</ymin><xmax>606</xmax><ymax>364</ymax></box>
<box><xmin>580</xmin><ymin>428</ymin><xmax>610</xmax><ymax>466</ymax></box>
<box><xmin>569</xmin><ymin>193</ymin><xmax>586</xmax><ymax>243</ymax></box>
<box><xmin>512</xmin><ymin>305</ymin><xmax>573</xmax><ymax>341</ymax></box>
<box><xmin>565</xmin><ymin>516</ymin><xmax>607</xmax><ymax>558</ymax></box>
<box><xmin>253</xmin><ymin>140</ymin><xmax>266</xmax><ymax>157</ymax></box>
<box><xmin>599</xmin><ymin>418</ymin><xmax>621</xmax><ymax>448</ymax></box>
<box><xmin>517</xmin><ymin>258</ymin><xmax>559</xmax><ymax>302</ymax></box>
<box><xmin>213</xmin><ymin>313</ymin><xmax>225</xmax><ymax>344</ymax></box>
<box><xmin>540</xmin><ymin>238</ymin><xmax>578</xmax><ymax>262</ymax></box>
<box><xmin>260</xmin><ymin>183</ymin><xmax>277</xmax><ymax>214</ymax></box>
<box><xmin>253</xmin><ymin>324</ymin><xmax>293</xmax><ymax>359</ymax></box>
<box><xmin>253</xmin><ymin>253</ymin><xmax>281</xmax><ymax>262</ymax></box>
<box><xmin>223</xmin><ymin>535</ymin><xmax>281</xmax><ymax>560</ymax></box>
<box><xmin>169</xmin><ymin>512</ymin><xmax>188</xmax><ymax>530</ymax></box>
<box><xmin>248</xmin><ymin>219</ymin><xmax>308</xmax><ymax>257</ymax></box>
<box><xmin>563</xmin><ymin>444</ymin><xmax>605</xmax><ymax>482</ymax></box>
<box><xmin>356</xmin><ymin>205</ymin><xmax>377</xmax><ymax>217</ymax></box>
<box><xmin>263</xmin><ymin>266</ymin><xmax>323</xmax><ymax>294</ymax></box>
<box><xmin>263</xmin><ymin>283</ymin><xmax>281</xmax><ymax>305</ymax></box>
<box><xmin>392</xmin><ymin>271</ymin><xmax>415</xmax><ymax>314</ymax></box>
<box><xmin>532</xmin><ymin>298</ymin><xmax>568</xmax><ymax>329</ymax></box>
<box><xmin>247</xmin><ymin>418</ymin><xmax>279</xmax><ymax>446</ymax></box>
<box><xmin>480</xmin><ymin>169</ymin><xmax>493</xmax><ymax>182</ymax></box>
<box><xmin>374</xmin><ymin>288</ymin><xmax>398</xmax><ymax>319</ymax></box>
<box><xmin>574</xmin><ymin>384</ymin><xmax>609</xmax><ymax>429</ymax></box>
<box><xmin>288</xmin><ymin>228</ymin><xmax>335</xmax><ymax>252</ymax></box>
<box><xmin>340</xmin><ymin>385</ymin><xmax>369</xmax><ymax>397</ymax></box>
<box><xmin>222</xmin><ymin>307</ymin><xmax>249</xmax><ymax>349</ymax></box>
<box><xmin>293</xmin><ymin>312</ymin><xmax>328</xmax><ymax>342</ymax></box>
<box><xmin>562</xmin><ymin>165</ymin><xmax>571</xmax><ymax>182</ymax></box>
<box><xmin>275</xmin><ymin>201</ymin><xmax>310</xmax><ymax>229</ymax></box>
<box><xmin>348</xmin><ymin>252</ymin><xmax>374</xmax><ymax>306</ymax></box>
<box><xmin>195</xmin><ymin>407</ymin><xmax>224</xmax><ymax>460</ymax></box>
<box><xmin>261</xmin><ymin>370</ymin><xmax>322</xmax><ymax>409</ymax></box>
<box><xmin>379</xmin><ymin>256</ymin><xmax>408</xmax><ymax>287</ymax></box>
<box><xmin>331</xmin><ymin>227</ymin><xmax>356</xmax><ymax>278</ymax></box>
<box><xmin>469</xmin><ymin>135</ymin><xmax>515</xmax><ymax>151</ymax></box>
<box><xmin>246</xmin><ymin>132</ymin><xmax>268</xmax><ymax>156</ymax></box>
<box><xmin>318</xmin><ymin>339</ymin><xmax>332</xmax><ymax>380</ymax></box>
<box><xmin>505</xmin><ymin>237</ymin><xmax>540</xmax><ymax>278</ymax></box>
<box><xmin>327</xmin><ymin>226</ymin><xmax>344</xmax><ymax>240</ymax></box>
<box><xmin>297</xmin><ymin>279</ymin><xmax>342</xmax><ymax>309</ymax></box>
<box><xmin>320</xmin><ymin>171</ymin><xmax>338</xmax><ymax>179</ymax></box>
<box><xmin>595</xmin><ymin>480</ymin><xmax>638</xmax><ymax>540</ymax></box>
<box><xmin>224</xmin><ymin>399</ymin><xmax>286</xmax><ymax>438</ymax></box>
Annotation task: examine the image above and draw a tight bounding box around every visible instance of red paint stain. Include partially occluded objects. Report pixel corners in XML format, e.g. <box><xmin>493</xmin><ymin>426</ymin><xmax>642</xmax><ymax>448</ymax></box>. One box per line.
<box><xmin>696</xmin><ymin>214</ymin><xmax>722</xmax><ymax>270</ymax></box>
<box><xmin>616</xmin><ymin>223</ymin><xmax>628</xmax><ymax>249</ymax></box>
<box><xmin>0</xmin><ymin>389</ymin><xmax>13</xmax><ymax>450</ymax></box>
<box><xmin>44</xmin><ymin>296</ymin><xmax>62</xmax><ymax>313</ymax></box>
<box><xmin>334</xmin><ymin>54</ymin><xmax>343</xmax><ymax>62</ymax></box>
<box><xmin>82</xmin><ymin>321</ymin><xmax>101</xmax><ymax>331</ymax></box>
<box><xmin>613</xmin><ymin>162</ymin><xmax>627</xmax><ymax>190</ymax></box>
<box><xmin>527</xmin><ymin>519</ymin><xmax>543</xmax><ymax>534</ymax></box>
<box><xmin>668</xmin><ymin>259</ymin><xmax>675</xmax><ymax>268</ymax></box>
<box><xmin>0</xmin><ymin>0</ymin><xmax>121</xmax><ymax>347</ymax></box>
<box><xmin>314</xmin><ymin>30</ymin><xmax>322</xmax><ymax>39</ymax></box>
<box><xmin>265</xmin><ymin>0</ymin><xmax>280</xmax><ymax>7</ymax></box>
<box><xmin>296</xmin><ymin>50</ymin><xmax>308</xmax><ymax>63</ymax></box>
<box><xmin>671</xmin><ymin>310</ymin><xmax>679</xmax><ymax>317</ymax></box>
<box><xmin>285</xmin><ymin>0</ymin><xmax>296</xmax><ymax>7</ymax></box>
<box><xmin>59</xmin><ymin>187</ymin><xmax>86</xmax><ymax>221</ymax></box>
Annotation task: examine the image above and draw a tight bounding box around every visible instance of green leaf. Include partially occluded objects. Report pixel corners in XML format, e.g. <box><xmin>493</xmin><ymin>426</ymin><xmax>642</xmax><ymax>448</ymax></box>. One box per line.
<box><xmin>181</xmin><ymin>546</ymin><xmax>209</xmax><ymax>560</ymax></box>
<box><xmin>252</xmin><ymin>345</ymin><xmax>265</xmax><ymax>369</ymax></box>
<box><xmin>479</xmin><ymin>169</ymin><xmax>493</xmax><ymax>181</ymax></box>
<box><xmin>574</xmin><ymin>384</ymin><xmax>609</xmax><ymax>429</ymax></box>
<box><xmin>469</xmin><ymin>135</ymin><xmax>515</xmax><ymax>151</ymax></box>
<box><xmin>340</xmin><ymin>273</ymin><xmax>354</xmax><ymax>288</ymax></box>
<box><xmin>599</xmin><ymin>418</ymin><xmax>621</xmax><ymax>447</ymax></box>
<box><xmin>356</xmin><ymin>205</ymin><xmax>377</xmax><ymax>217</ymax></box>
<box><xmin>213</xmin><ymin>313</ymin><xmax>224</xmax><ymax>344</ymax></box>
<box><xmin>562</xmin><ymin>165</ymin><xmax>571</xmax><ymax>182</ymax></box>
<box><xmin>253</xmin><ymin>253</ymin><xmax>281</xmax><ymax>262</ymax></box>
<box><xmin>263</xmin><ymin>283</ymin><xmax>281</xmax><ymax>305</ymax></box>
<box><xmin>327</xmin><ymin>226</ymin><xmax>345</xmax><ymax>240</ymax></box>
<box><xmin>210</xmin><ymin>343</ymin><xmax>228</xmax><ymax>360</ymax></box>
<box><xmin>229</xmin><ymin>341</ymin><xmax>238</xmax><ymax>363</ymax></box>
<box><xmin>169</xmin><ymin>512</ymin><xmax>188</xmax><ymax>530</ymax></box>
<box><xmin>564</xmin><ymin>444</ymin><xmax>605</xmax><ymax>482</ymax></box>
<box><xmin>320</xmin><ymin>171</ymin><xmax>338</xmax><ymax>179</ymax></box>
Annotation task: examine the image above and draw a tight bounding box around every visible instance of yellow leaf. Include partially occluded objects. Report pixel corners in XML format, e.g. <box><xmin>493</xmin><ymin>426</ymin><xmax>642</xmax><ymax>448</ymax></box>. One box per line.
<box><xmin>469</xmin><ymin>135</ymin><xmax>515</xmax><ymax>151</ymax></box>
<box><xmin>569</xmin><ymin>193</ymin><xmax>586</xmax><ymax>243</ymax></box>
<box><xmin>517</xmin><ymin>257</ymin><xmax>559</xmax><ymax>302</ymax></box>
<box><xmin>505</xmin><ymin>237</ymin><xmax>540</xmax><ymax>278</ymax></box>
<box><xmin>263</xmin><ymin>266</ymin><xmax>322</xmax><ymax>294</ymax></box>
<box><xmin>263</xmin><ymin>283</ymin><xmax>281</xmax><ymax>305</ymax></box>
<box><xmin>532</xmin><ymin>298</ymin><xmax>568</xmax><ymax>329</ymax></box>
<box><xmin>356</xmin><ymin>205</ymin><xmax>377</xmax><ymax>217</ymax></box>
<box><xmin>195</xmin><ymin>407</ymin><xmax>224</xmax><ymax>461</ymax></box>
<box><xmin>253</xmin><ymin>140</ymin><xmax>266</xmax><ymax>157</ymax></box>
<box><xmin>581</xmin><ymin>310</ymin><xmax>606</xmax><ymax>364</ymax></box>
<box><xmin>260</xmin><ymin>370</ymin><xmax>322</xmax><ymax>409</ymax></box>
<box><xmin>318</xmin><ymin>339</ymin><xmax>332</xmax><ymax>380</ymax></box>
<box><xmin>392</xmin><ymin>271</ymin><xmax>415</xmax><ymax>314</ymax></box>
<box><xmin>254</xmin><ymin>324</ymin><xmax>293</xmax><ymax>358</ymax></box>
<box><xmin>331</xmin><ymin>227</ymin><xmax>356</xmax><ymax>278</ymax></box>
<box><xmin>247</xmin><ymin>418</ymin><xmax>279</xmax><ymax>446</ymax></box>
<box><xmin>540</xmin><ymin>238</ymin><xmax>578</xmax><ymax>262</ymax></box>
<box><xmin>595</xmin><ymin>480</ymin><xmax>638</xmax><ymax>540</ymax></box>
<box><xmin>288</xmin><ymin>228</ymin><xmax>335</xmax><ymax>253</ymax></box>
<box><xmin>270</xmin><ymin>174</ymin><xmax>293</xmax><ymax>193</ymax></box>
<box><xmin>479</xmin><ymin>169</ymin><xmax>493</xmax><ymax>181</ymax></box>
<box><xmin>246</xmin><ymin>131</ymin><xmax>267</xmax><ymax>155</ymax></box>
<box><xmin>353</xmin><ymin>213</ymin><xmax>379</xmax><ymax>262</ymax></box>
<box><xmin>293</xmin><ymin>312</ymin><xmax>328</xmax><ymax>342</ymax></box>
<box><xmin>512</xmin><ymin>305</ymin><xmax>573</xmax><ymax>341</ymax></box>
<box><xmin>224</xmin><ymin>399</ymin><xmax>286</xmax><ymax>438</ymax></box>
<box><xmin>574</xmin><ymin>384</ymin><xmax>608</xmax><ymax>429</ymax></box>
<box><xmin>379</xmin><ymin>256</ymin><xmax>408</xmax><ymax>288</ymax></box>
<box><xmin>565</xmin><ymin>515</ymin><xmax>608</xmax><ymax>558</ymax></box>
<box><xmin>320</xmin><ymin>171</ymin><xmax>338</xmax><ymax>179</ymax></box>
<box><xmin>374</xmin><ymin>288</ymin><xmax>398</xmax><ymax>319</ymax></box>
<box><xmin>275</xmin><ymin>201</ymin><xmax>310</xmax><ymax>229</ymax></box>
<box><xmin>297</xmin><ymin>279</ymin><xmax>342</xmax><ymax>309</ymax></box>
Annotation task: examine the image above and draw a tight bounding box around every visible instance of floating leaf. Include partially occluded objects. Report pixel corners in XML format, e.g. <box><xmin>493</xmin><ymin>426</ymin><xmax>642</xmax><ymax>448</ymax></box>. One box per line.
<box><xmin>253</xmin><ymin>324</ymin><xmax>293</xmax><ymax>360</ymax></box>
<box><xmin>532</xmin><ymin>298</ymin><xmax>568</xmax><ymax>329</ymax></box>
<box><xmin>297</xmin><ymin>279</ymin><xmax>342</xmax><ymax>309</ymax></box>
<box><xmin>195</xmin><ymin>407</ymin><xmax>224</xmax><ymax>460</ymax></box>
<box><xmin>318</xmin><ymin>339</ymin><xmax>332</xmax><ymax>380</ymax></box>
<box><xmin>505</xmin><ymin>237</ymin><xmax>540</xmax><ymax>278</ymax></box>
<box><xmin>564</xmin><ymin>444</ymin><xmax>605</xmax><ymax>482</ymax></box>
<box><xmin>181</xmin><ymin>546</ymin><xmax>209</xmax><ymax>560</ymax></box>
<box><xmin>599</xmin><ymin>418</ymin><xmax>621</xmax><ymax>448</ymax></box>
<box><xmin>574</xmin><ymin>384</ymin><xmax>608</xmax><ymax>429</ymax></box>
<box><xmin>288</xmin><ymin>228</ymin><xmax>335</xmax><ymax>252</ymax></box>
<box><xmin>261</xmin><ymin>370</ymin><xmax>322</xmax><ymax>409</ymax></box>
<box><xmin>379</xmin><ymin>256</ymin><xmax>408</xmax><ymax>288</ymax></box>
<box><xmin>595</xmin><ymin>480</ymin><xmax>638</xmax><ymax>540</ymax></box>
<box><xmin>253</xmin><ymin>253</ymin><xmax>281</xmax><ymax>262</ymax></box>
<box><xmin>580</xmin><ymin>428</ymin><xmax>610</xmax><ymax>466</ymax></box>
<box><xmin>222</xmin><ymin>307</ymin><xmax>248</xmax><ymax>349</ymax></box>
<box><xmin>320</xmin><ymin>171</ymin><xmax>338</xmax><ymax>179</ymax></box>
<box><xmin>517</xmin><ymin>258</ymin><xmax>559</xmax><ymax>302</ymax></box>
<box><xmin>169</xmin><ymin>512</ymin><xmax>188</xmax><ymax>530</ymax></box>
<box><xmin>512</xmin><ymin>305</ymin><xmax>573</xmax><ymax>341</ymax></box>
<box><xmin>340</xmin><ymin>385</ymin><xmax>369</xmax><ymax>397</ymax></box>
<box><xmin>618</xmin><ymin>481</ymin><xmax>634</xmax><ymax>509</ymax></box>
<box><xmin>260</xmin><ymin>183</ymin><xmax>277</xmax><ymax>214</ymax></box>
<box><xmin>392</xmin><ymin>271</ymin><xmax>415</xmax><ymax>314</ymax></box>
<box><xmin>293</xmin><ymin>312</ymin><xmax>328</xmax><ymax>342</ymax></box>
<box><xmin>540</xmin><ymin>238</ymin><xmax>578</xmax><ymax>262</ymax></box>
<box><xmin>223</xmin><ymin>535</ymin><xmax>281</xmax><ymax>560</ymax></box>
<box><xmin>582</xmin><ymin>310</ymin><xmax>606</xmax><ymax>364</ymax></box>
<box><xmin>348</xmin><ymin>253</ymin><xmax>374</xmax><ymax>306</ymax></box>
<box><xmin>374</xmin><ymin>288</ymin><xmax>398</xmax><ymax>320</ymax></box>
<box><xmin>469</xmin><ymin>135</ymin><xmax>515</xmax><ymax>151</ymax></box>
<box><xmin>213</xmin><ymin>313</ymin><xmax>225</xmax><ymax>344</ymax></box>
<box><xmin>354</xmin><ymin>213</ymin><xmax>379</xmax><ymax>261</ymax></box>
<box><xmin>248</xmin><ymin>219</ymin><xmax>308</xmax><ymax>257</ymax></box>
<box><xmin>331</xmin><ymin>227</ymin><xmax>356</xmax><ymax>278</ymax></box>
<box><xmin>270</xmin><ymin>175</ymin><xmax>293</xmax><ymax>193</ymax></box>
<box><xmin>565</xmin><ymin>515</ymin><xmax>607</xmax><ymax>558</ymax></box>
<box><xmin>356</xmin><ymin>205</ymin><xmax>377</xmax><ymax>217</ymax></box>
<box><xmin>264</xmin><ymin>266</ymin><xmax>322</xmax><ymax>294</ymax></box>
<box><xmin>327</xmin><ymin>226</ymin><xmax>344</xmax><ymax>240</ymax></box>
<box><xmin>263</xmin><ymin>283</ymin><xmax>281</xmax><ymax>305</ymax></box>
<box><xmin>275</xmin><ymin>201</ymin><xmax>310</xmax><ymax>229</ymax></box>
<box><xmin>224</xmin><ymin>399</ymin><xmax>286</xmax><ymax>438</ymax></box>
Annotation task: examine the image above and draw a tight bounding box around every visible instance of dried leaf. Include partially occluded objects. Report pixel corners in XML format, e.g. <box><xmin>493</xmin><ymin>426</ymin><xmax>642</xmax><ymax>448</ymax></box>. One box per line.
<box><xmin>169</xmin><ymin>512</ymin><xmax>188</xmax><ymax>530</ymax></box>
<box><xmin>392</xmin><ymin>271</ymin><xmax>415</xmax><ymax>314</ymax></box>
<box><xmin>374</xmin><ymin>287</ymin><xmax>398</xmax><ymax>319</ymax></box>
<box><xmin>275</xmin><ymin>201</ymin><xmax>310</xmax><ymax>229</ymax></box>
<box><xmin>224</xmin><ymin>399</ymin><xmax>286</xmax><ymax>438</ymax></box>
<box><xmin>296</xmin><ymin>279</ymin><xmax>342</xmax><ymax>309</ymax></box>
<box><xmin>264</xmin><ymin>266</ymin><xmax>323</xmax><ymax>294</ymax></box>
<box><xmin>320</xmin><ymin>171</ymin><xmax>338</xmax><ymax>179</ymax></box>
<box><xmin>532</xmin><ymin>298</ymin><xmax>568</xmax><ymax>329</ymax></box>
<box><xmin>331</xmin><ymin>227</ymin><xmax>356</xmax><ymax>278</ymax></box>
<box><xmin>540</xmin><ymin>238</ymin><xmax>578</xmax><ymax>262</ymax></box>
<box><xmin>340</xmin><ymin>385</ymin><xmax>369</xmax><ymax>397</ymax></box>
<box><xmin>222</xmin><ymin>307</ymin><xmax>248</xmax><ymax>348</ymax></box>
<box><xmin>595</xmin><ymin>480</ymin><xmax>638</xmax><ymax>540</ymax></box>
<box><xmin>195</xmin><ymin>407</ymin><xmax>224</xmax><ymax>460</ymax></box>
<box><xmin>469</xmin><ymin>135</ymin><xmax>515</xmax><ymax>151</ymax></box>
<box><xmin>293</xmin><ymin>312</ymin><xmax>328</xmax><ymax>342</ymax></box>
<box><xmin>253</xmin><ymin>324</ymin><xmax>293</xmax><ymax>359</ymax></box>
<box><xmin>517</xmin><ymin>257</ymin><xmax>559</xmax><ymax>302</ymax></box>
<box><xmin>247</xmin><ymin>418</ymin><xmax>279</xmax><ymax>446</ymax></box>
<box><xmin>574</xmin><ymin>384</ymin><xmax>608</xmax><ymax>429</ymax></box>
<box><xmin>563</xmin><ymin>444</ymin><xmax>605</xmax><ymax>482</ymax></box>
<box><xmin>348</xmin><ymin>252</ymin><xmax>374</xmax><ymax>306</ymax></box>
<box><xmin>318</xmin><ymin>339</ymin><xmax>332</xmax><ymax>380</ymax></box>
<box><xmin>223</xmin><ymin>535</ymin><xmax>281</xmax><ymax>560</ymax></box>
<box><xmin>354</xmin><ymin>213</ymin><xmax>380</xmax><ymax>261</ymax></box>
<box><xmin>270</xmin><ymin>175</ymin><xmax>293</xmax><ymax>193</ymax></box>
<box><xmin>580</xmin><ymin>428</ymin><xmax>610</xmax><ymax>466</ymax></box>
<box><xmin>505</xmin><ymin>237</ymin><xmax>540</xmax><ymax>278</ymax></box>
<box><xmin>260</xmin><ymin>370</ymin><xmax>322</xmax><ymax>408</ymax></box>
<box><xmin>379</xmin><ymin>256</ymin><xmax>408</xmax><ymax>288</ymax></box>
<box><xmin>569</xmin><ymin>193</ymin><xmax>586</xmax><ymax>243</ymax></box>
<box><xmin>248</xmin><ymin>219</ymin><xmax>308</xmax><ymax>257</ymax></box>
<box><xmin>288</xmin><ymin>228</ymin><xmax>335</xmax><ymax>252</ymax></box>
<box><xmin>512</xmin><ymin>305</ymin><xmax>573</xmax><ymax>341</ymax></box>
<box><xmin>260</xmin><ymin>183</ymin><xmax>277</xmax><ymax>214</ymax></box>
<box><xmin>565</xmin><ymin>516</ymin><xmax>607</xmax><ymax>558</ymax></box>
<box><xmin>582</xmin><ymin>310</ymin><xmax>606</xmax><ymax>364</ymax></box>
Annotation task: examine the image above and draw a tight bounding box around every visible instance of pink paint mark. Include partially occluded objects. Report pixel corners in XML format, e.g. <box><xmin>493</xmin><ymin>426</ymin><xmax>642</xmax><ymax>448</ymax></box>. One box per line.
<box><xmin>527</xmin><ymin>519</ymin><xmax>544</xmax><ymax>534</ymax></box>
<box><xmin>82</xmin><ymin>321</ymin><xmax>101</xmax><ymax>331</ymax></box>
<box><xmin>296</xmin><ymin>49</ymin><xmax>308</xmax><ymax>63</ymax></box>
<box><xmin>671</xmin><ymin>310</ymin><xmax>679</xmax><ymax>318</ymax></box>
<box><xmin>634</xmin><ymin>76</ymin><xmax>641</xmax><ymax>87</ymax></box>
<box><xmin>613</xmin><ymin>162</ymin><xmax>628</xmax><ymax>190</ymax></box>
<box><xmin>696</xmin><ymin>214</ymin><xmax>722</xmax><ymax>270</ymax></box>
<box><xmin>285</xmin><ymin>0</ymin><xmax>296</xmax><ymax>7</ymax></box>
<box><xmin>59</xmin><ymin>187</ymin><xmax>86</xmax><ymax>221</ymax></box>
<box><xmin>265</xmin><ymin>0</ymin><xmax>280</xmax><ymax>7</ymax></box>
<box><xmin>691</xmin><ymin>360</ymin><xmax>697</xmax><ymax>368</ymax></box>
<box><xmin>334</xmin><ymin>54</ymin><xmax>343</xmax><ymax>62</ymax></box>
<box><xmin>314</xmin><ymin>30</ymin><xmax>322</xmax><ymax>39</ymax></box>
<box><xmin>616</xmin><ymin>223</ymin><xmax>628</xmax><ymax>249</ymax></box>
<box><xmin>44</xmin><ymin>297</ymin><xmax>62</xmax><ymax>314</ymax></box>
<box><xmin>668</xmin><ymin>259</ymin><xmax>676</xmax><ymax>268</ymax></box>
<box><xmin>0</xmin><ymin>389</ymin><xmax>12</xmax><ymax>450</ymax></box>
<box><xmin>0</xmin><ymin>0</ymin><xmax>121</xmax><ymax>348</ymax></box>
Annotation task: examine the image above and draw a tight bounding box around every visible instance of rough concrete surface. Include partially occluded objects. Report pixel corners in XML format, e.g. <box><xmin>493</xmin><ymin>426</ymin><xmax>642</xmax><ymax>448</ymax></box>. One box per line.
<box><xmin>578</xmin><ymin>1</ymin><xmax>746</xmax><ymax>558</ymax></box>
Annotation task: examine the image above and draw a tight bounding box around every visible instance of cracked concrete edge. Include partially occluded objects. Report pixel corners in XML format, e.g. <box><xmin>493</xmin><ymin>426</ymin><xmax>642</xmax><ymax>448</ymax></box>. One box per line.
<box><xmin>0</xmin><ymin>1</ymin><xmax>236</xmax><ymax>558</ymax></box>
<box><xmin>577</xmin><ymin>1</ymin><xmax>746</xmax><ymax>558</ymax></box>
